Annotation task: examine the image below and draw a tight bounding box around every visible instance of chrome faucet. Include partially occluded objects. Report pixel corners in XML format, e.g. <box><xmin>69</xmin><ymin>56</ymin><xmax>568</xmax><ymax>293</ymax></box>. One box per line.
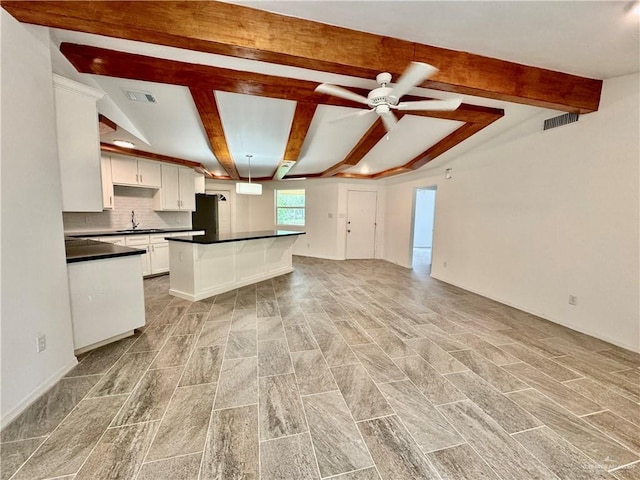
<box><xmin>131</xmin><ymin>210</ymin><xmax>139</xmax><ymax>230</ymax></box>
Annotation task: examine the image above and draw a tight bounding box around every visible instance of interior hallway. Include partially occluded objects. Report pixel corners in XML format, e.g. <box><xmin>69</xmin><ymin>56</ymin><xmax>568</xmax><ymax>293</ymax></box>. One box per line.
<box><xmin>2</xmin><ymin>256</ymin><xmax>639</xmax><ymax>479</ymax></box>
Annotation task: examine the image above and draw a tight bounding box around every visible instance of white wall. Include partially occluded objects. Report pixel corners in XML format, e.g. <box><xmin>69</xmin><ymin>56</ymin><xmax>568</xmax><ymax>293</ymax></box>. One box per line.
<box><xmin>384</xmin><ymin>73</ymin><xmax>640</xmax><ymax>352</ymax></box>
<box><xmin>205</xmin><ymin>178</ymin><xmax>385</xmax><ymax>260</ymax></box>
<box><xmin>1</xmin><ymin>15</ymin><xmax>77</xmax><ymax>425</ymax></box>
<box><xmin>413</xmin><ymin>189</ymin><xmax>436</xmax><ymax>248</ymax></box>
<box><xmin>205</xmin><ymin>179</ymin><xmax>276</xmax><ymax>233</ymax></box>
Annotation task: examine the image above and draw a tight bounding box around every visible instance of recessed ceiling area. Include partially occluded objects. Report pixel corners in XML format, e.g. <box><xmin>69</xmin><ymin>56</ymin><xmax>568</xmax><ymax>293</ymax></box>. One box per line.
<box><xmin>344</xmin><ymin>116</ymin><xmax>464</xmax><ymax>175</ymax></box>
<box><xmin>215</xmin><ymin>92</ymin><xmax>296</xmax><ymax>178</ymax></box>
<box><xmin>290</xmin><ymin>105</ymin><xmax>378</xmax><ymax>176</ymax></box>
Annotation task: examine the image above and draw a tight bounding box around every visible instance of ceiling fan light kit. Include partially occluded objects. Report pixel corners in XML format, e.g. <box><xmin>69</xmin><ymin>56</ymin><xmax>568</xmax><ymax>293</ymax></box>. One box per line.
<box><xmin>315</xmin><ymin>62</ymin><xmax>463</xmax><ymax>132</ymax></box>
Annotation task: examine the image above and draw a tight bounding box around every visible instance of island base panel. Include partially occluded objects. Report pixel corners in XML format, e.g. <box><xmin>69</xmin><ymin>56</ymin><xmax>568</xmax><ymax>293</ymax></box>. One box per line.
<box><xmin>168</xmin><ymin>236</ymin><xmax>297</xmax><ymax>301</ymax></box>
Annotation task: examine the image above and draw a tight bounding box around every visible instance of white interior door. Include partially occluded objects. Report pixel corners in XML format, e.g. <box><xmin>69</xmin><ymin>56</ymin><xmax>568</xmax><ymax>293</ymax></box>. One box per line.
<box><xmin>346</xmin><ymin>190</ymin><xmax>377</xmax><ymax>259</ymax></box>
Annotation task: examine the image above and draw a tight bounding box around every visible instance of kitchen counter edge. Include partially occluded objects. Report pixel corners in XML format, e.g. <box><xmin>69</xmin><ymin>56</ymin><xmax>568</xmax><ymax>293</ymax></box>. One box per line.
<box><xmin>65</xmin><ymin>237</ymin><xmax>145</xmax><ymax>264</ymax></box>
<box><xmin>65</xmin><ymin>227</ymin><xmax>202</xmax><ymax>237</ymax></box>
<box><xmin>168</xmin><ymin>230</ymin><xmax>305</xmax><ymax>245</ymax></box>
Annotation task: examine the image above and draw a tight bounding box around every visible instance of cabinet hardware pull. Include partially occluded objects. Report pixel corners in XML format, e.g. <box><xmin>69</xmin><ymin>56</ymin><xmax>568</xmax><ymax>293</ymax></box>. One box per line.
<box><xmin>136</xmin><ymin>174</ymin><xmax>139</xmax><ymax>183</ymax></box>
<box><xmin>140</xmin><ymin>174</ymin><xmax>143</xmax><ymax>183</ymax></box>
<box><xmin>109</xmin><ymin>196</ymin><xmax>112</xmax><ymax>206</ymax></box>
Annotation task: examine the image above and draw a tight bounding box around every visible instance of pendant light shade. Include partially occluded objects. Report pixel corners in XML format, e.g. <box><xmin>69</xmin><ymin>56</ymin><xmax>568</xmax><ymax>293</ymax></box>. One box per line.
<box><xmin>235</xmin><ymin>154</ymin><xmax>262</xmax><ymax>195</ymax></box>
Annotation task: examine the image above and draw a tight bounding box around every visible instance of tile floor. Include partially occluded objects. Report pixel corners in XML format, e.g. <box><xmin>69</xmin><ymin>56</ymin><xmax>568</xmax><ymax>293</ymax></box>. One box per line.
<box><xmin>2</xmin><ymin>256</ymin><xmax>639</xmax><ymax>480</ymax></box>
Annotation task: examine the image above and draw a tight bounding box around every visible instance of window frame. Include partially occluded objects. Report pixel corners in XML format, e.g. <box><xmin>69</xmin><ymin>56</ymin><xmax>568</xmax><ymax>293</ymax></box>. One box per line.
<box><xmin>274</xmin><ymin>188</ymin><xmax>306</xmax><ymax>227</ymax></box>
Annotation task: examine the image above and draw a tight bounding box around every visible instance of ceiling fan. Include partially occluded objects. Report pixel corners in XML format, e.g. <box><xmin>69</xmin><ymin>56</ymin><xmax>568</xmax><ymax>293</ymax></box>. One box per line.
<box><xmin>315</xmin><ymin>62</ymin><xmax>463</xmax><ymax>131</ymax></box>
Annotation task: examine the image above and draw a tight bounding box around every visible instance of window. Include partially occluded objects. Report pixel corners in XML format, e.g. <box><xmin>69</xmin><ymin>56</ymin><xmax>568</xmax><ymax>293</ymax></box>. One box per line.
<box><xmin>276</xmin><ymin>189</ymin><xmax>305</xmax><ymax>226</ymax></box>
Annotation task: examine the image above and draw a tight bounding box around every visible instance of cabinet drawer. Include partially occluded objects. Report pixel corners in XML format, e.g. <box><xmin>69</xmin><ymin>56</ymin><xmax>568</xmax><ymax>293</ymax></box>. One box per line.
<box><xmin>125</xmin><ymin>235</ymin><xmax>150</xmax><ymax>247</ymax></box>
<box><xmin>150</xmin><ymin>233</ymin><xmax>170</xmax><ymax>244</ymax></box>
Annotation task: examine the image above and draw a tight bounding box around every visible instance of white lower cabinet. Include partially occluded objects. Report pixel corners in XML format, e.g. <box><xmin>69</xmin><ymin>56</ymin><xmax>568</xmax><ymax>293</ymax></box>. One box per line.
<box><xmin>90</xmin><ymin>231</ymin><xmax>203</xmax><ymax>277</ymax></box>
<box><xmin>125</xmin><ymin>235</ymin><xmax>151</xmax><ymax>276</ymax></box>
<box><xmin>149</xmin><ymin>234</ymin><xmax>170</xmax><ymax>274</ymax></box>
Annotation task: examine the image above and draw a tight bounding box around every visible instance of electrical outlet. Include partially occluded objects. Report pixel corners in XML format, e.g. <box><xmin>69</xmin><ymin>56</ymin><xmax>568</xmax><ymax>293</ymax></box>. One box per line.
<box><xmin>568</xmin><ymin>295</ymin><xmax>578</xmax><ymax>306</ymax></box>
<box><xmin>36</xmin><ymin>333</ymin><xmax>46</xmax><ymax>353</ymax></box>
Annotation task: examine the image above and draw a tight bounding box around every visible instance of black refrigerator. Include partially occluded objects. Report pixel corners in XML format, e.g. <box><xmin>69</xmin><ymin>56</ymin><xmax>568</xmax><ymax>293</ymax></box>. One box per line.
<box><xmin>191</xmin><ymin>194</ymin><xmax>218</xmax><ymax>234</ymax></box>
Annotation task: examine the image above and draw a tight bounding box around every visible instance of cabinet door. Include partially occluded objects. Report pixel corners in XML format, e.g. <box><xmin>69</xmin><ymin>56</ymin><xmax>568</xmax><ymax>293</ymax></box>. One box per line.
<box><xmin>53</xmin><ymin>77</ymin><xmax>103</xmax><ymax>212</ymax></box>
<box><xmin>101</xmin><ymin>156</ymin><xmax>114</xmax><ymax>210</ymax></box>
<box><xmin>111</xmin><ymin>156</ymin><xmax>139</xmax><ymax>185</ymax></box>
<box><xmin>150</xmin><ymin>242</ymin><xmax>170</xmax><ymax>274</ymax></box>
<box><xmin>138</xmin><ymin>160</ymin><xmax>162</xmax><ymax>188</ymax></box>
<box><xmin>179</xmin><ymin>167</ymin><xmax>196</xmax><ymax>211</ymax></box>
<box><xmin>124</xmin><ymin>236</ymin><xmax>151</xmax><ymax>276</ymax></box>
<box><xmin>161</xmin><ymin>164</ymin><xmax>180</xmax><ymax>210</ymax></box>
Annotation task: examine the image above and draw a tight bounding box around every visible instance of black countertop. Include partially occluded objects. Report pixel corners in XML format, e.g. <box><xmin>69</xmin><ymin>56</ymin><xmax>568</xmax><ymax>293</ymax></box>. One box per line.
<box><xmin>65</xmin><ymin>227</ymin><xmax>202</xmax><ymax>238</ymax></box>
<box><xmin>168</xmin><ymin>230</ymin><xmax>305</xmax><ymax>245</ymax></box>
<box><xmin>65</xmin><ymin>237</ymin><xmax>145</xmax><ymax>264</ymax></box>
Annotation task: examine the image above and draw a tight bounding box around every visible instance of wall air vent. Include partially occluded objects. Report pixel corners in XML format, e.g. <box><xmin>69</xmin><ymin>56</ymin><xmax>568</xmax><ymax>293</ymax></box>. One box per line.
<box><xmin>543</xmin><ymin>112</ymin><xmax>579</xmax><ymax>131</ymax></box>
<box><xmin>123</xmin><ymin>89</ymin><xmax>157</xmax><ymax>104</ymax></box>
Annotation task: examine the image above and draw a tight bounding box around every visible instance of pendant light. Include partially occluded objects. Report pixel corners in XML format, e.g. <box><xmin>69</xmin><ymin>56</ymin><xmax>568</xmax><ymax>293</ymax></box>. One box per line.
<box><xmin>236</xmin><ymin>154</ymin><xmax>262</xmax><ymax>195</ymax></box>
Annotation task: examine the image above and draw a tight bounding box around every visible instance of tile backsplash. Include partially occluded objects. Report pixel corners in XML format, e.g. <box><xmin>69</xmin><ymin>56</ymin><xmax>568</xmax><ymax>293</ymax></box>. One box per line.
<box><xmin>63</xmin><ymin>186</ymin><xmax>191</xmax><ymax>232</ymax></box>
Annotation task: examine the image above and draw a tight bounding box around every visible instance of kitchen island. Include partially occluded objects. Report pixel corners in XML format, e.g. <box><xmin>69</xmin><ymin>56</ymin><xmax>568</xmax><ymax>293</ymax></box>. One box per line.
<box><xmin>167</xmin><ymin>230</ymin><xmax>305</xmax><ymax>301</ymax></box>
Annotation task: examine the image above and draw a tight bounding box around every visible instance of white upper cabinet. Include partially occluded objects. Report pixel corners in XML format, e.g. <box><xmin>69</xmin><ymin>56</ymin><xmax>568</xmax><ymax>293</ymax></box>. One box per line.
<box><xmin>179</xmin><ymin>167</ymin><xmax>196</xmax><ymax>211</ymax></box>
<box><xmin>101</xmin><ymin>155</ymin><xmax>114</xmax><ymax>210</ymax></box>
<box><xmin>154</xmin><ymin>164</ymin><xmax>196</xmax><ymax>211</ymax></box>
<box><xmin>111</xmin><ymin>155</ymin><xmax>161</xmax><ymax>188</ymax></box>
<box><xmin>137</xmin><ymin>160</ymin><xmax>162</xmax><ymax>187</ymax></box>
<box><xmin>53</xmin><ymin>75</ymin><xmax>104</xmax><ymax>212</ymax></box>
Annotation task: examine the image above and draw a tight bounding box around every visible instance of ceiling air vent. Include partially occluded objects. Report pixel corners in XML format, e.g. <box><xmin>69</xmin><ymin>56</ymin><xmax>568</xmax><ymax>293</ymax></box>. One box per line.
<box><xmin>123</xmin><ymin>89</ymin><xmax>157</xmax><ymax>104</ymax></box>
<box><xmin>543</xmin><ymin>112</ymin><xmax>578</xmax><ymax>131</ymax></box>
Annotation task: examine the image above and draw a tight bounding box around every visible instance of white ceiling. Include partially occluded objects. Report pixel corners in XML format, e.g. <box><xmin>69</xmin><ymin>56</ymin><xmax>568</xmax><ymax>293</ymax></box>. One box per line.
<box><xmin>41</xmin><ymin>1</ymin><xmax>639</xmax><ymax>179</ymax></box>
<box><xmin>225</xmin><ymin>0</ymin><xmax>640</xmax><ymax>79</ymax></box>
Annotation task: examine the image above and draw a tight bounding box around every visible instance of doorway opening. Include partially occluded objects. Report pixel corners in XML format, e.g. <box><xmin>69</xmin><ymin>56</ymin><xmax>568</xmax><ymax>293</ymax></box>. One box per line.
<box><xmin>411</xmin><ymin>187</ymin><xmax>437</xmax><ymax>274</ymax></box>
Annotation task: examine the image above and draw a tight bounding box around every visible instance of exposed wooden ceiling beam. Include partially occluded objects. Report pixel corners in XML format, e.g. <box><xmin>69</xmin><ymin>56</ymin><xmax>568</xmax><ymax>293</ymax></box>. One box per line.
<box><xmin>321</xmin><ymin>116</ymin><xmax>401</xmax><ymax>177</ymax></box>
<box><xmin>190</xmin><ymin>88</ymin><xmax>239</xmax><ymax>180</ymax></box>
<box><xmin>98</xmin><ymin>114</ymin><xmax>117</xmax><ymax>135</ymax></box>
<box><xmin>3</xmin><ymin>0</ymin><xmax>602</xmax><ymax>112</ymax></box>
<box><xmin>274</xmin><ymin>102</ymin><xmax>318</xmax><ymax>180</ymax></box>
<box><xmin>58</xmin><ymin>43</ymin><xmax>504</xmax><ymax>126</ymax></box>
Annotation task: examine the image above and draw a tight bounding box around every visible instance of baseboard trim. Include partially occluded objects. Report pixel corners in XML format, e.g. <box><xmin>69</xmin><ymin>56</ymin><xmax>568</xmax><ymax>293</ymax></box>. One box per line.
<box><xmin>1</xmin><ymin>356</ymin><xmax>79</xmax><ymax>429</ymax></box>
<box><xmin>294</xmin><ymin>254</ymin><xmax>344</xmax><ymax>261</ymax></box>
<box><xmin>431</xmin><ymin>274</ymin><xmax>639</xmax><ymax>353</ymax></box>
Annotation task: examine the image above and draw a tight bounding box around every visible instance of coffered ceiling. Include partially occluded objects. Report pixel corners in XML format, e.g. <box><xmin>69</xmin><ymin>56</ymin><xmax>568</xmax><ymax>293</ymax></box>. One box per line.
<box><xmin>4</xmin><ymin>1</ymin><xmax>634</xmax><ymax>182</ymax></box>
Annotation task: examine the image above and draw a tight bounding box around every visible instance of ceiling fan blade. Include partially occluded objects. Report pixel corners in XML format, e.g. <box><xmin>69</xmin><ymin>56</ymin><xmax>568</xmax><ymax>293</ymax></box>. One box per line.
<box><xmin>389</xmin><ymin>62</ymin><xmax>438</xmax><ymax>101</ymax></box>
<box><xmin>379</xmin><ymin>110</ymin><xmax>398</xmax><ymax>132</ymax></box>
<box><xmin>315</xmin><ymin>83</ymin><xmax>369</xmax><ymax>105</ymax></box>
<box><xmin>329</xmin><ymin>108</ymin><xmax>376</xmax><ymax>124</ymax></box>
<box><xmin>396</xmin><ymin>98</ymin><xmax>463</xmax><ymax>111</ymax></box>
